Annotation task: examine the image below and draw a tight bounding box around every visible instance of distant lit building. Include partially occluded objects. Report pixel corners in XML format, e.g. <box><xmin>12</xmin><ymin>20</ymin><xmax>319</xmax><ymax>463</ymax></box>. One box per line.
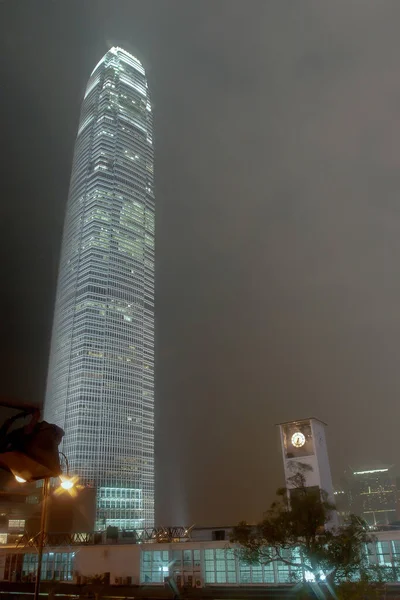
<box><xmin>339</xmin><ymin>466</ymin><xmax>398</xmax><ymax>527</ymax></box>
<box><xmin>44</xmin><ymin>47</ymin><xmax>155</xmax><ymax>529</ymax></box>
<box><xmin>0</xmin><ymin>490</ymin><xmax>34</xmax><ymax>546</ymax></box>
<box><xmin>333</xmin><ymin>486</ymin><xmax>350</xmax><ymax>524</ymax></box>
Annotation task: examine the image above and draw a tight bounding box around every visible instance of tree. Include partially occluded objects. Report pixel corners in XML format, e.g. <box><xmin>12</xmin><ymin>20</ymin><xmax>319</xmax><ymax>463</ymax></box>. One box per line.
<box><xmin>231</xmin><ymin>464</ymin><xmax>393</xmax><ymax>596</ymax></box>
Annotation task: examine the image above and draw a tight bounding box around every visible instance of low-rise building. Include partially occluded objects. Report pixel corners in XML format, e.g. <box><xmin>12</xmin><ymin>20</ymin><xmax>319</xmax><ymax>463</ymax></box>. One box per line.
<box><xmin>2</xmin><ymin>527</ymin><xmax>400</xmax><ymax>587</ymax></box>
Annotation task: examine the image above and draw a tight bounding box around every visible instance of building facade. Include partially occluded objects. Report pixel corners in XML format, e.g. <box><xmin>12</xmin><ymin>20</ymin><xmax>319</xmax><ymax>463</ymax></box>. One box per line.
<box><xmin>338</xmin><ymin>466</ymin><xmax>399</xmax><ymax>527</ymax></box>
<box><xmin>0</xmin><ymin>490</ymin><xmax>37</xmax><ymax>547</ymax></box>
<box><xmin>44</xmin><ymin>47</ymin><xmax>155</xmax><ymax>529</ymax></box>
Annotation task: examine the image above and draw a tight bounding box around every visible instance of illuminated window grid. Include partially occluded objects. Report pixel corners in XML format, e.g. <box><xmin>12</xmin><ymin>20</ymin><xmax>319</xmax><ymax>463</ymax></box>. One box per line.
<box><xmin>142</xmin><ymin>550</ymin><xmax>169</xmax><ymax>584</ymax></box>
<box><xmin>22</xmin><ymin>552</ymin><xmax>75</xmax><ymax>582</ymax></box>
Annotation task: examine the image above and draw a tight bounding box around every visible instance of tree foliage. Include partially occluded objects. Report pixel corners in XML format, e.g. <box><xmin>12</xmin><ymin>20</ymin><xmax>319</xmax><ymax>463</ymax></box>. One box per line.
<box><xmin>231</xmin><ymin>464</ymin><xmax>392</xmax><ymax>593</ymax></box>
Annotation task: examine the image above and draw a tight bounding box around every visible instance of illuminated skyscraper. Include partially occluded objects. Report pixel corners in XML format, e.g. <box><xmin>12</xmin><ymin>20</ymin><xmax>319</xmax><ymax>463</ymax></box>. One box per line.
<box><xmin>45</xmin><ymin>48</ymin><xmax>155</xmax><ymax>529</ymax></box>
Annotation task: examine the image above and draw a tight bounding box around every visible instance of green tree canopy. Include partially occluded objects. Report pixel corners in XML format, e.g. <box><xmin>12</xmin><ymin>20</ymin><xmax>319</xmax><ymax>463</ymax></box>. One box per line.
<box><xmin>231</xmin><ymin>464</ymin><xmax>395</xmax><ymax>596</ymax></box>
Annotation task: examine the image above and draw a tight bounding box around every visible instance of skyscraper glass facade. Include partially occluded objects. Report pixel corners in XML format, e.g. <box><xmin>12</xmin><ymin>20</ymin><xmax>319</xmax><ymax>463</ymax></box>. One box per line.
<box><xmin>44</xmin><ymin>47</ymin><xmax>155</xmax><ymax>529</ymax></box>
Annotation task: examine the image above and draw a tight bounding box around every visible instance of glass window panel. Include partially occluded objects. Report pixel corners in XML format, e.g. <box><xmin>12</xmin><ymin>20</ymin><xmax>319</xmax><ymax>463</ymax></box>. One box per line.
<box><xmin>205</xmin><ymin>560</ymin><xmax>215</xmax><ymax>572</ymax></box>
<box><xmin>377</xmin><ymin>541</ymin><xmax>391</xmax><ymax>565</ymax></box>
<box><xmin>142</xmin><ymin>551</ymin><xmax>152</xmax><ymax>562</ymax></box>
<box><xmin>216</xmin><ymin>560</ymin><xmax>226</xmax><ymax>571</ymax></box>
<box><xmin>277</xmin><ymin>563</ymin><xmax>290</xmax><ymax>584</ymax></box>
<box><xmin>240</xmin><ymin>570</ymin><xmax>251</xmax><ymax>584</ymax></box>
<box><xmin>252</xmin><ymin>570</ymin><xmax>263</xmax><ymax>583</ymax></box>
<box><xmin>216</xmin><ymin>571</ymin><xmax>226</xmax><ymax>583</ymax></box>
<box><xmin>264</xmin><ymin>567</ymin><xmax>275</xmax><ymax>583</ymax></box>
<box><xmin>142</xmin><ymin>569</ymin><xmax>151</xmax><ymax>579</ymax></box>
<box><xmin>227</xmin><ymin>571</ymin><xmax>237</xmax><ymax>583</ymax></box>
<box><xmin>377</xmin><ymin>542</ymin><xmax>390</xmax><ymax>554</ymax></box>
<box><xmin>205</xmin><ymin>572</ymin><xmax>215</xmax><ymax>584</ymax></box>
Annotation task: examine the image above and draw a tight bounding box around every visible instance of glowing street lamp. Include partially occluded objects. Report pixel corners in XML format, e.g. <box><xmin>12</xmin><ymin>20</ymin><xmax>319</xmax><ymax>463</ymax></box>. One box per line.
<box><xmin>0</xmin><ymin>402</ymin><xmax>71</xmax><ymax>600</ymax></box>
<box><xmin>60</xmin><ymin>477</ymin><xmax>74</xmax><ymax>490</ymax></box>
<box><xmin>56</xmin><ymin>452</ymin><xmax>79</xmax><ymax>496</ymax></box>
<box><xmin>14</xmin><ymin>451</ymin><xmax>76</xmax><ymax>600</ymax></box>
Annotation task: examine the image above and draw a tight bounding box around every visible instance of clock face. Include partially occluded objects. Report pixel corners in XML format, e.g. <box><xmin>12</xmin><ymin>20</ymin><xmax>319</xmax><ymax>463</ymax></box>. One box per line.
<box><xmin>291</xmin><ymin>431</ymin><xmax>306</xmax><ymax>448</ymax></box>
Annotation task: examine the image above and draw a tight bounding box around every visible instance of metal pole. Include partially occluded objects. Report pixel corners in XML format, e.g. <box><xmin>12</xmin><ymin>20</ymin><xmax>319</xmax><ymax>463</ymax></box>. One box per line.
<box><xmin>34</xmin><ymin>477</ymin><xmax>50</xmax><ymax>600</ymax></box>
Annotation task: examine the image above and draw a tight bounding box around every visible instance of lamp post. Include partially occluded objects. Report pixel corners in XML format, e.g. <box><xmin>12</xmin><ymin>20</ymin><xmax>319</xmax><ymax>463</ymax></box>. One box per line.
<box><xmin>15</xmin><ymin>453</ymin><xmax>75</xmax><ymax>599</ymax></box>
<box><xmin>34</xmin><ymin>477</ymin><xmax>50</xmax><ymax>600</ymax></box>
<box><xmin>0</xmin><ymin>404</ymin><xmax>69</xmax><ymax>592</ymax></box>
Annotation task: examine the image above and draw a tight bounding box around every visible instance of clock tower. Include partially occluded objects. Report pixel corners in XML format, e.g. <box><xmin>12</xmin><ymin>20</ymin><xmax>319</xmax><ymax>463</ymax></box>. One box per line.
<box><xmin>278</xmin><ymin>417</ymin><xmax>338</xmax><ymax>528</ymax></box>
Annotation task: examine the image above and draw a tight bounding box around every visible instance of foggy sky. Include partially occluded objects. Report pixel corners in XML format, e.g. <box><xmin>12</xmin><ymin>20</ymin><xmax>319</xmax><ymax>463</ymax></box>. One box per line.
<box><xmin>1</xmin><ymin>0</ymin><xmax>400</xmax><ymax>525</ymax></box>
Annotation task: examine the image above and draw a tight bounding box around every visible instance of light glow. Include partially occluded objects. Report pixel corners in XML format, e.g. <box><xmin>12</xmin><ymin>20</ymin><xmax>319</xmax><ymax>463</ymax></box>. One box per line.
<box><xmin>15</xmin><ymin>475</ymin><xmax>26</xmax><ymax>483</ymax></box>
<box><xmin>305</xmin><ymin>571</ymin><xmax>326</xmax><ymax>582</ymax></box>
<box><xmin>291</xmin><ymin>432</ymin><xmax>306</xmax><ymax>448</ymax></box>
<box><xmin>60</xmin><ymin>478</ymin><xmax>74</xmax><ymax>490</ymax></box>
<box><xmin>353</xmin><ymin>469</ymin><xmax>389</xmax><ymax>475</ymax></box>
<box><xmin>55</xmin><ymin>474</ymin><xmax>80</xmax><ymax>497</ymax></box>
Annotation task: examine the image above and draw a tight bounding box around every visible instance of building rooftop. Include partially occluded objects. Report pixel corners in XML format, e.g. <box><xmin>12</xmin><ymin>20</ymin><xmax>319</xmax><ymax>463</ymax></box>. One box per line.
<box><xmin>276</xmin><ymin>417</ymin><xmax>328</xmax><ymax>427</ymax></box>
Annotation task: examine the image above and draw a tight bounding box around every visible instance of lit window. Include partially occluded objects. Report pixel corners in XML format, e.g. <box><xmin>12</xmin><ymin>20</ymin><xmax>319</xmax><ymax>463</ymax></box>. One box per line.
<box><xmin>8</xmin><ymin>519</ymin><xmax>25</xmax><ymax>529</ymax></box>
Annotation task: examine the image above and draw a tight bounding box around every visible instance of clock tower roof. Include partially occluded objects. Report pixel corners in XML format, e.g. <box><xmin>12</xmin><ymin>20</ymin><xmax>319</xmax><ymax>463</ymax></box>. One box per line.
<box><xmin>276</xmin><ymin>417</ymin><xmax>328</xmax><ymax>427</ymax></box>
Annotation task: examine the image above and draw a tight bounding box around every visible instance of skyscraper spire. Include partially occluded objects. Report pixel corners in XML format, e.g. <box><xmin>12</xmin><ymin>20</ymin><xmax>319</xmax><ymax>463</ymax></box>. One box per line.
<box><xmin>45</xmin><ymin>47</ymin><xmax>155</xmax><ymax>529</ymax></box>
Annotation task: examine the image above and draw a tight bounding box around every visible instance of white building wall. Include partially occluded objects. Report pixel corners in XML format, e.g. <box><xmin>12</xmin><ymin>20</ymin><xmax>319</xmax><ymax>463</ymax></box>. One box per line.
<box><xmin>279</xmin><ymin>418</ymin><xmax>338</xmax><ymax>528</ymax></box>
<box><xmin>310</xmin><ymin>419</ymin><xmax>335</xmax><ymax>505</ymax></box>
<box><xmin>74</xmin><ymin>544</ymin><xmax>141</xmax><ymax>584</ymax></box>
<box><xmin>2</xmin><ymin>532</ymin><xmax>400</xmax><ymax>586</ymax></box>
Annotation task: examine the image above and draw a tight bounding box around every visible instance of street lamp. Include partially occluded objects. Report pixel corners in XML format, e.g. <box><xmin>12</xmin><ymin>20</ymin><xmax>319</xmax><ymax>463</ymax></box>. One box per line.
<box><xmin>33</xmin><ymin>477</ymin><xmax>50</xmax><ymax>600</ymax></box>
<box><xmin>15</xmin><ymin>452</ymin><xmax>76</xmax><ymax>600</ymax></box>
<box><xmin>58</xmin><ymin>452</ymin><xmax>75</xmax><ymax>491</ymax></box>
<box><xmin>60</xmin><ymin>477</ymin><xmax>74</xmax><ymax>490</ymax></box>
<box><xmin>0</xmin><ymin>402</ymin><xmax>67</xmax><ymax>599</ymax></box>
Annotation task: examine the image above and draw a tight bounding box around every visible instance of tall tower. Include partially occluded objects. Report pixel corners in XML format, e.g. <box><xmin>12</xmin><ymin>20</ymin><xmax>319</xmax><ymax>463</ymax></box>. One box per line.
<box><xmin>278</xmin><ymin>418</ymin><xmax>338</xmax><ymax>528</ymax></box>
<box><xmin>45</xmin><ymin>48</ymin><xmax>155</xmax><ymax>529</ymax></box>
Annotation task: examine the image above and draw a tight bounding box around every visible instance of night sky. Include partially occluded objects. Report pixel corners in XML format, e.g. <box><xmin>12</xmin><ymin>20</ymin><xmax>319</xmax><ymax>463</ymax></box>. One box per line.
<box><xmin>2</xmin><ymin>0</ymin><xmax>400</xmax><ymax>526</ymax></box>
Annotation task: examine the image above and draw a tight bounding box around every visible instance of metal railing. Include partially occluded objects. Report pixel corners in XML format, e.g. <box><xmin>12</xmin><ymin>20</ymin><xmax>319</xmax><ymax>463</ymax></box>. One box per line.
<box><xmin>17</xmin><ymin>526</ymin><xmax>194</xmax><ymax>548</ymax></box>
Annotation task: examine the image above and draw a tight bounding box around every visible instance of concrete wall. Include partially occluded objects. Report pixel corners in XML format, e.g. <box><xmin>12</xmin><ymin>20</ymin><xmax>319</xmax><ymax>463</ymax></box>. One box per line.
<box><xmin>74</xmin><ymin>544</ymin><xmax>141</xmax><ymax>583</ymax></box>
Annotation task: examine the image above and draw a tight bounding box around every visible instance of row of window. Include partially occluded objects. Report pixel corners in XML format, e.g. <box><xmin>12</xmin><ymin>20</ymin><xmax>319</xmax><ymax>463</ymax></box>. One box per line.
<box><xmin>141</xmin><ymin>543</ymin><xmax>400</xmax><ymax>585</ymax></box>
